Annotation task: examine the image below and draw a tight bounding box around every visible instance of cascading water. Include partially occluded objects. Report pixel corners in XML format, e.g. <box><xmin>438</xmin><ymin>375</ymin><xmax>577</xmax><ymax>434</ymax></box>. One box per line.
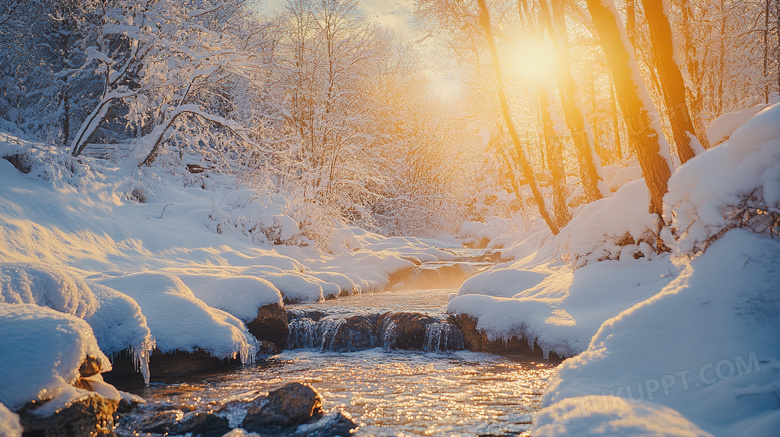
<box><xmin>286</xmin><ymin>309</ymin><xmax>465</xmax><ymax>352</ymax></box>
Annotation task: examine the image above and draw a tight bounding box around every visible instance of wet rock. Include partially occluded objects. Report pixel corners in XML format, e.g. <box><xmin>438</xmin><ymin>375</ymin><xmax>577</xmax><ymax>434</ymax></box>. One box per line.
<box><xmin>328</xmin><ymin>314</ymin><xmax>381</xmax><ymax>351</ymax></box>
<box><xmin>148</xmin><ymin>348</ymin><xmax>241</xmax><ymax>380</ymax></box>
<box><xmin>256</xmin><ymin>339</ymin><xmax>282</xmax><ymax>357</ymax></box>
<box><xmin>242</xmin><ymin>382</ymin><xmax>323</xmax><ymax>433</ymax></box>
<box><xmin>139</xmin><ymin>410</ymin><xmax>230</xmax><ymax>437</ymax></box>
<box><xmin>452</xmin><ymin>314</ymin><xmax>563</xmax><ymax>360</ymax></box>
<box><xmin>292</xmin><ymin>409</ymin><xmax>358</xmax><ymax>437</ymax></box>
<box><xmin>79</xmin><ymin>355</ymin><xmax>103</xmax><ymax>378</ymax></box>
<box><xmin>18</xmin><ymin>392</ymin><xmax>119</xmax><ymax>437</ymax></box>
<box><xmin>379</xmin><ymin>312</ymin><xmax>438</xmax><ymax>350</ymax></box>
<box><xmin>246</xmin><ymin>302</ymin><xmax>289</xmax><ymax>349</ymax></box>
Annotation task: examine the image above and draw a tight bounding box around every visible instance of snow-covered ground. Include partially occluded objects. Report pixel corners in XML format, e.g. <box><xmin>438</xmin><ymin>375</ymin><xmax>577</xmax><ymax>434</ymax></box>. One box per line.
<box><xmin>0</xmin><ymin>135</ymin><xmax>463</xmax><ymax>420</ymax></box>
<box><xmin>449</xmin><ymin>102</ymin><xmax>780</xmax><ymax>435</ymax></box>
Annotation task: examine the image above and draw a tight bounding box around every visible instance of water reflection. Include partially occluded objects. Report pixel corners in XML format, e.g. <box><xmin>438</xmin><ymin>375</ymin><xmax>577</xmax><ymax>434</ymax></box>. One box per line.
<box><xmin>121</xmin><ymin>349</ymin><xmax>556</xmax><ymax>437</ymax></box>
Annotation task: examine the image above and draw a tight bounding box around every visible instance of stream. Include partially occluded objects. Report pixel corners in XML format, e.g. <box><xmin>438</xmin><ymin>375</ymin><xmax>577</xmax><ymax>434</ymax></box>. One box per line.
<box><xmin>115</xmin><ymin>257</ymin><xmax>558</xmax><ymax>437</ymax></box>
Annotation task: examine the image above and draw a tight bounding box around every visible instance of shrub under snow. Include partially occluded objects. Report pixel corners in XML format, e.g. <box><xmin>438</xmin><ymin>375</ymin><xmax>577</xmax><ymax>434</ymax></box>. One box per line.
<box><xmin>663</xmin><ymin>102</ymin><xmax>780</xmax><ymax>256</ymax></box>
<box><xmin>557</xmin><ymin>180</ymin><xmax>659</xmax><ymax>268</ymax></box>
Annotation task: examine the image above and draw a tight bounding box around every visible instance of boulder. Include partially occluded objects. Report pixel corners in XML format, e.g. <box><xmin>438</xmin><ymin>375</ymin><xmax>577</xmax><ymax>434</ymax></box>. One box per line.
<box><xmin>246</xmin><ymin>303</ymin><xmax>289</xmax><ymax>349</ymax></box>
<box><xmin>139</xmin><ymin>410</ymin><xmax>230</xmax><ymax>437</ymax></box>
<box><xmin>18</xmin><ymin>393</ymin><xmax>119</xmax><ymax>437</ymax></box>
<box><xmin>241</xmin><ymin>382</ymin><xmax>323</xmax><ymax>433</ymax></box>
<box><xmin>292</xmin><ymin>410</ymin><xmax>358</xmax><ymax>437</ymax></box>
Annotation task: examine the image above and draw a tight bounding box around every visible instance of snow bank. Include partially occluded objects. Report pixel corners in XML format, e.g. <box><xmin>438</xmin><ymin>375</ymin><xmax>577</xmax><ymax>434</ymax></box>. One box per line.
<box><xmin>0</xmin><ymin>263</ymin><xmax>98</xmax><ymax>318</ymax></box>
<box><xmin>536</xmin><ymin>230</ymin><xmax>780</xmax><ymax>436</ymax></box>
<box><xmin>558</xmin><ymin>180</ymin><xmax>659</xmax><ymax>268</ymax></box>
<box><xmin>0</xmin><ymin>303</ymin><xmax>111</xmax><ymax>411</ymax></box>
<box><xmin>180</xmin><ymin>274</ymin><xmax>283</xmax><ymax>321</ymax></box>
<box><xmin>534</xmin><ymin>396</ymin><xmax>712</xmax><ymax>436</ymax></box>
<box><xmin>664</xmin><ymin>102</ymin><xmax>780</xmax><ymax>256</ymax></box>
<box><xmin>96</xmin><ymin>273</ymin><xmax>257</xmax><ymax>363</ymax></box>
<box><xmin>84</xmin><ymin>283</ymin><xmax>154</xmax><ymax>383</ymax></box>
<box><xmin>0</xmin><ymin>403</ymin><xmax>21</xmax><ymax>437</ymax></box>
<box><xmin>448</xmin><ymin>256</ymin><xmax>675</xmax><ymax>358</ymax></box>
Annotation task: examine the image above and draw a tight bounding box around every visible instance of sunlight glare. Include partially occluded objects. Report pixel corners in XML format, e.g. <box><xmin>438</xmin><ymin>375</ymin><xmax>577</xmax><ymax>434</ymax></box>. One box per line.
<box><xmin>507</xmin><ymin>43</ymin><xmax>557</xmax><ymax>85</ymax></box>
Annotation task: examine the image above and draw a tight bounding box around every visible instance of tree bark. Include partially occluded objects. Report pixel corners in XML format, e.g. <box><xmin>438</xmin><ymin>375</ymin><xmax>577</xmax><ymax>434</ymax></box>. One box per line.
<box><xmin>641</xmin><ymin>0</ymin><xmax>700</xmax><ymax>164</ymax></box>
<box><xmin>477</xmin><ymin>0</ymin><xmax>560</xmax><ymax>235</ymax></box>
<box><xmin>540</xmin><ymin>0</ymin><xmax>606</xmax><ymax>203</ymax></box>
<box><xmin>585</xmin><ymin>0</ymin><xmax>673</xmax><ymax>217</ymax></box>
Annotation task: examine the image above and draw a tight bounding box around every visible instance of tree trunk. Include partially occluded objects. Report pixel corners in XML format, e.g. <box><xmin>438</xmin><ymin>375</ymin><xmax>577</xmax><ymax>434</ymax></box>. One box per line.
<box><xmin>540</xmin><ymin>0</ymin><xmax>606</xmax><ymax>203</ymax></box>
<box><xmin>477</xmin><ymin>0</ymin><xmax>560</xmax><ymax>235</ymax></box>
<box><xmin>585</xmin><ymin>0</ymin><xmax>673</xmax><ymax>217</ymax></box>
<box><xmin>680</xmin><ymin>0</ymin><xmax>710</xmax><ymax>149</ymax></box>
<box><xmin>641</xmin><ymin>0</ymin><xmax>700</xmax><ymax>164</ymax></box>
<box><xmin>610</xmin><ymin>76</ymin><xmax>623</xmax><ymax>160</ymax></box>
<box><xmin>539</xmin><ymin>87</ymin><xmax>571</xmax><ymax>226</ymax></box>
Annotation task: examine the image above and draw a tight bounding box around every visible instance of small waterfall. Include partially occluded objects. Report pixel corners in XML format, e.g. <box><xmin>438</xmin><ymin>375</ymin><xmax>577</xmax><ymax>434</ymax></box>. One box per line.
<box><xmin>287</xmin><ymin>309</ymin><xmax>465</xmax><ymax>353</ymax></box>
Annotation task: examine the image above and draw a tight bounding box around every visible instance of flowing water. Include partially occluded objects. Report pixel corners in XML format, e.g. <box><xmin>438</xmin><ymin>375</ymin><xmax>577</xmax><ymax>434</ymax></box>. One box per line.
<box><xmin>116</xmin><ymin>262</ymin><xmax>558</xmax><ymax>436</ymax></box>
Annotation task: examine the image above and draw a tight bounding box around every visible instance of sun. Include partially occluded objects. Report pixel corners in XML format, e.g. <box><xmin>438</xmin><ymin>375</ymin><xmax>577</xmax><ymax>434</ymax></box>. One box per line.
<box><xmin>505</xmin><ymin>42</ymin><xmax>557</xmax><ymax>85</ymax></box>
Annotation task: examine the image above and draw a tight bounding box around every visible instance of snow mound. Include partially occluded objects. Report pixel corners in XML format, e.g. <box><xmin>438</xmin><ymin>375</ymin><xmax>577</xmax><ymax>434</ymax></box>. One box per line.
<box><xmin>250</xmin><ymin>272</ymin><xmax>325</xmax><ymax>303</ymax></box>
<box><xmin>84</xmin><ymin>283</ymin><xmax>154</xmax><ymax>383</ymax></box>
<box><xmin>0</xmin><ymin>403</ymin><xmax>22</xmax><ymax>437</ymax></box>
<box><xmin>0</xmin><ymin>263</ymin><xmax>98</xmax><ymax>318</ymax></box>
<box><xmin>96</xmin><ymin>273</ymin><xmax>256</xmax><ymax>363</ymax></box>
<box><xmin>706</xmin><ymin>97</ymin><xmax>779</xmax><ymax>146</ymax></box>
<box><xmin>538</xmin><ymin>230</ymin><xmax>780</xmax><ymax>435</ymax></box>
<box><xmin>447</xmin><ymin>256</ymin><xmax>675</xmax><ymax>358</ymax></box>
<box><xmin>0</xmin><ymin>303</ymin><xmax>111</xmax><ymax>411</ymax></box>
<box><xmin>179</xmin><ymin>274</ymin><xmax>283</xmax><ymax>322</ymax></box>
<box><xmin>457</xmin><ymin>268</ymin><xmax>547</xmax><ymax>298</ymax></box>
<box><xmin>664</xmin><ymin>102</ymin><xmax>780</xmax><ymax>256</ymax></box>
<box><xmin>558</xmin><ymin>180</ymin><xmax>659</xmax><ymax>268</ymax></box>
<box><xmin>534</xmin><ymin>396</ymin><xmax>712</xmax><ymax>436</ymax></box>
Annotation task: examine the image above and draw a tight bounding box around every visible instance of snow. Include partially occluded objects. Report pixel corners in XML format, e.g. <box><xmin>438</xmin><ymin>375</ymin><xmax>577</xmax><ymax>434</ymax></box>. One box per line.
<box><xmin>85</xmin><ymin>283</ymin><xmax>154</xmax><ymax>383</ymax></box>
<box><xmin>179</xmin><ymin>275</ymin><xmax>283</xmax><ymax>322</ymax></box>
<box><xmin>663</xmin><ymin>102</ymin><xmax>780</xmax><ymax>255</ymax></box>
<box><xmin>95</xmin><ymin>273</ymin><xmax>257</xmax><ymax>363</ymax></box>
<box><xmin>0</xmin><ymin>403</ymin><xmax>21</xmax><ymax>437</ymax></box>
<box><xmin>448</xmin><ymin>256</ymin><xmax>676</xmax><ymax>358</ymax></box>
<box><xmin>558</xmin><ymin>180</ymin><xmax>659</xmax><ymax>268</ymax></box>
<box><xmin>534</xmin><ymin>396</ymin><xmax>712</xmax><ymax>436</ymax></box>
<box><xmin>536</xmin><ymin>230</ymin><xmax>780</xmax><ymax>436</ymax></box>
<box><xmin>705</xmin><ymin>99</ymin><xmax>778</xmax><ymax>146</ymax></box>
<box><xmin>0</xmin><ymin>263</ymin><xmax>98</xmax><ymax>319</ymax></box>
<box><xmin>0</xmin><ymin>303</ymin><xmax>111</xmax><ymax>411</ymax></box>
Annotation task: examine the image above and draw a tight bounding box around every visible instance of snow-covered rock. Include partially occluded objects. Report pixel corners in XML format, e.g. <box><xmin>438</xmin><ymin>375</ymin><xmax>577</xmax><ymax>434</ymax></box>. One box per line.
<box><xmin>179</xmin><ymin>274</ymin><xmax>283</xmax><ymax>322</ymax></box>
<box><xmin>448</xmin><ymin>256</ymin><xmax>675</xmax><ymax>358</ymax></box>
<box><xmin>0</xmin><ymin>303</ymin><xmax>111</xmax><ymax>411</ymax></box>
<box><xmin>84</xmin><ymin>283</ymin><xmax>154</xmax><ymax>383</ymax></box>
<box><xmin>95</xmin><ymin>273</ymin><xmax>257</xmax><ymax>363</ymax></box>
